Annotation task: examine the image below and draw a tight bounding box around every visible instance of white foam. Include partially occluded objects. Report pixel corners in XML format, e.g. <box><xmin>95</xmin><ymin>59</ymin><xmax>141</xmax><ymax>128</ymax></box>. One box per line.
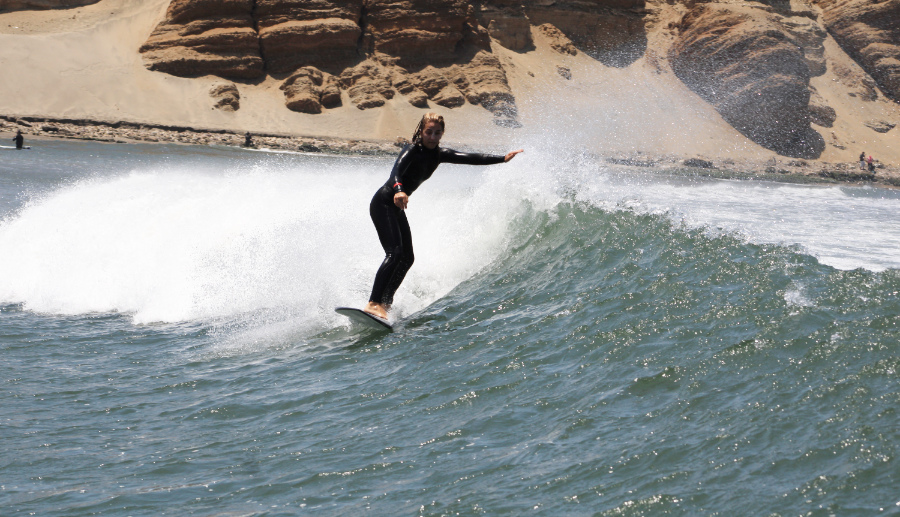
<box><xmin>3</xmin><ymin>143</ymin><xmax>897</xmax><ymax>341</ymax></box>
<box><xmin>0</xmin><ymin>153</ymin><xmax>548</xmax><ymax>330</ymax></box>
<box><xmin>574</xmin><ymin>169</ymin><xmax>900</xmax><ymax>272</ymax></box>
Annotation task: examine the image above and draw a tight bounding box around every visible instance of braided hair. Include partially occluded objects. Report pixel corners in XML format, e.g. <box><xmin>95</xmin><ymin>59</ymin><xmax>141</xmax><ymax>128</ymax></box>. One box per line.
<box><xmin>411</xmin><ymin>112</ymin><xmax>445</xmax><ymax>146</ymax></box>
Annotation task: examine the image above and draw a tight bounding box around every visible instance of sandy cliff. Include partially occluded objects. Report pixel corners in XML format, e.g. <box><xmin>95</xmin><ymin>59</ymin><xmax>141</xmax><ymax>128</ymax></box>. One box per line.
<box><xmin>1</xmin><ymin>0</ymin><xmax>899</xmax><ymax>167</ymax></box>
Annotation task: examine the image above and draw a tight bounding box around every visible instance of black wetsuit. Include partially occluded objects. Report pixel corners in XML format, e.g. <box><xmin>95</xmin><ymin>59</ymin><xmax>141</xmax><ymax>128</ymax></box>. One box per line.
<box><xmin>13</xmin><ymin>133</ymin><xmax>23</xmax><ymax>149</ymax></box>
<box><xmin>368</xmin><ymin>143</ymin><xmax>505</xmax><ymax>306</ymax></box>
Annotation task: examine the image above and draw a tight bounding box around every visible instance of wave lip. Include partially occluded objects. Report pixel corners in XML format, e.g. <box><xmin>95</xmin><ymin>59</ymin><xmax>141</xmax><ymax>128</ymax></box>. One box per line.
<box><xmin>3</xmin><ymin>145</ymin><xmax>899</xmax><ymax>331</ymax></box>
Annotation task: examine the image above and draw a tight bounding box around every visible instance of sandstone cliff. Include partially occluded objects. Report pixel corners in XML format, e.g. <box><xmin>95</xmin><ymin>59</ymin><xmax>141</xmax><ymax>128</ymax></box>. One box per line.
<box><xmin>812</xmin><ymin>0</ymin><xmax>900</xmax><ymax>102</ymax></box>
<box><xmin>256</xmin><ymin>0</ymin><xmax>363</xmax><ymax>74</ymax></box>
<box><xmin>670</xmin><ymin>4</ymin><xmax>825</xmax><ymax>157</ymax></box>
<box><xmin>139</xmin><ymin>0</ymin><xmax>650</xmax><ymax>125</ymax></box>
<box><xmin>523</xmin><ymin>0</ymin><xmax>647</xmax><ymax>67</ymax></box>
<box><xmin>10</xmin><ymin>0</ymin><xmax>896</xmax><ymax>160</ymax></box>
<box><xmin>137</xmin><ymin>0</ymin><xmax>263</xmax><ymax>79</ymax></box>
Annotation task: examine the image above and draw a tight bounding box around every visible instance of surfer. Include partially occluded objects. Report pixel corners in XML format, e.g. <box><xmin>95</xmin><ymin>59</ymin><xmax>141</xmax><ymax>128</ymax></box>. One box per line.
<box><xmin>363</xmin><ymin>112</ymin><xmax>523</xmax><ymax>319</ymax></box>
<box><xmin>12</xmin><ymin>130</ymin><xmax>24</xmax><ymax>149</ymax></box>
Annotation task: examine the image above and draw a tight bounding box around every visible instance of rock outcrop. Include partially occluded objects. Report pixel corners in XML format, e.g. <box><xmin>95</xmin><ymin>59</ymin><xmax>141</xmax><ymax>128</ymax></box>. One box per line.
<box><xmin>670</xmin><ymin>4</ymin><xmax>823</xmax><ymax>157</ymax></box>
<box><xmin>780</xmin><ymin>15</ymin><xmax>828</xmax><ymax>77</ymax></box>
<box><xmin>830</xmin><ymin>59</ymin><xmax>879</xmax><ymax>101</ymax></box>
<box><xmin>140</xmin><ymin>0</ymin><xmax>898</xmax><ymax>158</ymax></box>
<box><xmin>537</xmin><ymin>24</ymin><xmax>577</xmax><ymax>56</ymax></box>
<box><xmin>808</xmin><ymin>87</ymin><xmax>836</xmax><ymax>128</ymax></box>
<box><xmin>812</xmin><ymin>0</ymin><xmax>900</xmax><ymax>101</ymax></box>
<box><xmin>486</xmin><ymin>16</ymin><xmax>533</xmax><ymax>51</ymax></box>
<box><xmin>864</xmin><ymin>120</ymin><xmax>896</xmax><ymax>133</ymax></box>
<box><xmin>524</xmin><ymin>0</ymin><xmax>646</xmax><ymax>67</ymax></box>
<box><xmin>281</xmin><ymin>67</ymin><xmax>342</xmax><ymax>113</ymax></box>
<box><xmin>210</xmin><ymin>82</ymin><xmax>240</xmax><ymax>111</ymax></box>
<box><xmin>339</xmin><ymin>60</ymin><xmax>396</xmax><ymax>110</ymax></box>
<box><xmin>139</xmin><ymin>0</ymin><xmax>650</xmax><ymax>122</ymax></box>
<box><xmin>138</xmin><ymin>0</ymin><xmax>263</xmax><ymax>79</ymax></box>
<box><xmin>361</xmin><ymin>0</ymin><xmax>477</xmax><ymax>64</ymax></box>
<box><xmin>286</xmin><ymin>53</ymin><xmax>515</xmax><ymax>121</ymax></box>
<box><xmin>255</xmin><ymin>0</ymin><xmax>363</xmax><ymax>74</ymax></box>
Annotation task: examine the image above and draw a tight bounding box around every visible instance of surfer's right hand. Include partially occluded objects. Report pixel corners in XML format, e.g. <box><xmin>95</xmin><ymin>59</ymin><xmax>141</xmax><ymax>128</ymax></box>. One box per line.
<box><xmin>394</xmin><ymin>192</ymin><xmax>408</xmax><ymax>210</ymax></box>
<box><xmin>505</xmin><ymin>149</ymin><xmax>524</xmax><ymax>162</ymax></box>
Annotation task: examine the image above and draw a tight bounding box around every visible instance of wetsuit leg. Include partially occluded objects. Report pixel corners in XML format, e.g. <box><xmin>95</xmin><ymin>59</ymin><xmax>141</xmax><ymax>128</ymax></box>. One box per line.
<box><xmin>369</xmin><ymin>195</ymin><xmax>415</xmax><ymax>306</ymax></box>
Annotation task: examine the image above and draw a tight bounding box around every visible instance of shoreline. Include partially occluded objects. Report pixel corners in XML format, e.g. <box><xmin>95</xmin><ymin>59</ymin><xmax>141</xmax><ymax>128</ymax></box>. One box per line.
<box><xmin>3</xmin><ymin>114</ymin><xmax>898</xmax><ymax>189</ymax></box>
<box><xmin>0</xmin><ymin>114</ymin><xmax>400</xmax><ymax>156</ymax></box>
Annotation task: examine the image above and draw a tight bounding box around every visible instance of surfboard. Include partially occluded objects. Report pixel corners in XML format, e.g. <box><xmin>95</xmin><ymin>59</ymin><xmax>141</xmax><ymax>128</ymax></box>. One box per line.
<box><xmin>0</xmin><ymin>145</ymin><xmax>30</xmax><ymax>150</ymax></box>
<box><xmin>335</xmin><ymin>307</ymin><xmax>393</xmax><ymax>331</ymax></box>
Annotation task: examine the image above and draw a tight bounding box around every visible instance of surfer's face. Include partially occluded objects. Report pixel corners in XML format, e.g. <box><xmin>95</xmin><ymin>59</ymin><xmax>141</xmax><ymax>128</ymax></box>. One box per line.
<box><xmin>421</xmin><ymin>122</ymin><xmax>443</xmax><ymax>149</ymax></box>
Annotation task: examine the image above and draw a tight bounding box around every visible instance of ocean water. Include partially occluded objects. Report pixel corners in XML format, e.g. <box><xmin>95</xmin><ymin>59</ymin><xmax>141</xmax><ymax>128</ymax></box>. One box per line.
<box><xmin>1</xmin><ymin>140</ymin><xmax>898</xmax><ymax>516</ymax></box>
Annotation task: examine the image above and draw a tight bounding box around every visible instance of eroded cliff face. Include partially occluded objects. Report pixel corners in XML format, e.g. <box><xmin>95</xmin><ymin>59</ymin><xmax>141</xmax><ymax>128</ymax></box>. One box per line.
<box><xmin>812</xmin><ymin>0</ymin><xmax>900</xmax><ymax>101</ymax></box>
<box><xmin>256</xmin><ymin>0</ymin><xmax>364</xmax><ymax>74</ymax></box>
<box><xmin>523</xmin><ymin>0</ymin><xmax>647</xmax><ymax>66</ymax></box>
<box><xmin>670</xmin><ymin>4</ymin><xmax>826</xmax><ymax>157</ymax></box>
<box><xmin>138</xmin><ymin>0</ymin><xmax>263</xmax><ymax>79</ymax></box>
<box><xmin>139</xmin><ymin>0</ymin><xmax>649</xmax><ymax>123</ymax></box>
<box><xmin>135</xmin><ymin>0</ymin><xmax>898</xmax><ymax>156</ymax></box>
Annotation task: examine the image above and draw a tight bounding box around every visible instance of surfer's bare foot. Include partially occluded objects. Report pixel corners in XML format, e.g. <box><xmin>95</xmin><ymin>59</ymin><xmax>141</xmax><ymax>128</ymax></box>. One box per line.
<box><xmin>364</xmin><ymin>302</ymin><xmax>388</xmax><ymax>319</ymax></box>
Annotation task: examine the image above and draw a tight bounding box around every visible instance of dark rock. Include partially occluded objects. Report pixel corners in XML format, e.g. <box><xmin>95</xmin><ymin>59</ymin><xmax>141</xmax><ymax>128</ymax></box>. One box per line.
<box><xmin>210</xmin><ymin>82</ymin><xmax>240</xmax><ymax>111</ymax></box>
<box><xmin>255</xmin><ymin>0</ymin><xmax>363</xmax><ymax>74</ymax></box>
<box><xmin>281</xmin><ymin>67</ymin><xmax>342</xmax><ymax>113</ymax></box>
<box><xmin>139</xmin><ymin>0</ymin><xmax>263</xmax><ymax>79</ymax></box>
<box><xmin>812</xmin><ymin>0</ymin><xmax>900</xmax><ymax>101</ymax></box>
<box><xmin>683</xmin><ymin>158</ymin><xmax>714</xmax><ymax>169</ymax></box>
<box><xmin>670</xmin><ymin>4</ymin><xmax>824</xmax><ymax>158</ymax></box>
<box><xmin>864</xmin><ymin>120</ymin><xmax>895</xmax><ymax>133</ymax></box>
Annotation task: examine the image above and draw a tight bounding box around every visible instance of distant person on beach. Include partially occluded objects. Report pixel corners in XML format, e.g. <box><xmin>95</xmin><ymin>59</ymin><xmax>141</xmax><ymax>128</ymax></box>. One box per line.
<box><xmin>859</xmin><ymin>152</ymin><xmax>866</xmax><ymax>170</ymax></box>
<box><xmin>243</xmin><ymin>132</ymin><xmax>253</xmax><ymax>148</ymax></box>
<box><xmin>867</xmin><ymin>155</ymin><xmax>876</xmax><ymax>174</ymax></box>
<box><xmin>12</xmin><ymin>130</ymin><xmax>24</xmax><ymax>149</ymax></box>
<box><xmin>363</xmin><ymin>112</ymin><xmax>524</xmax><ymax>320</ymax></box>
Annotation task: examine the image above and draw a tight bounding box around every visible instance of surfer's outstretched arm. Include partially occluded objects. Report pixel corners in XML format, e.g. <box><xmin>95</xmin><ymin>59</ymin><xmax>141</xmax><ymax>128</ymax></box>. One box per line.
<box><xmin>438</xmin><ymin>148</ymin><xmax>524</xmax><ymax>166</ymax></box>
<box><xmin>505</xmin><ymin>149</ymin><xmax>524</xmax><ymax>162</ymax></box>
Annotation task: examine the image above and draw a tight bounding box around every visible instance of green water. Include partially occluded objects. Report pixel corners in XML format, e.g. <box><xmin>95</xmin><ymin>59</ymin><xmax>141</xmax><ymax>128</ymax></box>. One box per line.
<box><xmin>1</xmin><ymin>141</ymin><xmax>898</xmax><ymax>515</ymax></box>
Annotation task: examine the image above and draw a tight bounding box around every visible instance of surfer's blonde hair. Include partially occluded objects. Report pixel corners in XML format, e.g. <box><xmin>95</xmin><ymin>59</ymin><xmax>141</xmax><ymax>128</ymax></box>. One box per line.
<box><xmin>412</xmin><ymin>112</ymin><xmax>445</xmax><ymax>145</ymax></box>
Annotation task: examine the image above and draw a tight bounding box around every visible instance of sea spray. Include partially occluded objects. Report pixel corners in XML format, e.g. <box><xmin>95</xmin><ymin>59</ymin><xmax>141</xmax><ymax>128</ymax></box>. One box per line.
<box><xmin>0</xmin><ymin>150</ymin><xmax>555</xmax><ymax>329</ymax></box>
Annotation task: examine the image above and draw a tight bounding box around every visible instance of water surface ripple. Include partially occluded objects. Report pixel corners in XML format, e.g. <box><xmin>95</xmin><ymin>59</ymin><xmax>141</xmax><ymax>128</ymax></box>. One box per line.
<box><xmin>1</xmin><ymin>142</ymin><xmax>898</xmax><ymax>516</ymax></box>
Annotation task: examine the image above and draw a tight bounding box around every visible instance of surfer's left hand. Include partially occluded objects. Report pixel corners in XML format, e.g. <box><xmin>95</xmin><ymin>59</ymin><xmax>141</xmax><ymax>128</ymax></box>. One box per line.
<box><xmin>505</xmin><ymin>149</ymin><xmax>524</xmax><ymax>162</ymax></box>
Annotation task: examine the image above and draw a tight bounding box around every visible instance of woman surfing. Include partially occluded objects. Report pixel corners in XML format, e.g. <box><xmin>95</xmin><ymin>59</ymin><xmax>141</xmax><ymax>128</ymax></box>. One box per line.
<box><xmin>363</xmin><ymin>112</ymin><xmax>523</xmax><ymax>320</ymax></box>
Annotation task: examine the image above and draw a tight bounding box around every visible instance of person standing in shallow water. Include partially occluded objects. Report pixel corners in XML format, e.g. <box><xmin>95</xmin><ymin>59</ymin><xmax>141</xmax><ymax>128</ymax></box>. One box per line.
<box><xmin>363</xmin><ymin>112</ymin><xmax>524</xmax><ymax>319</ymax></box>
<box><xmin>12</xmin><ymin>130</ymin><xmax>24</xmax><ymax>149</ymax></box>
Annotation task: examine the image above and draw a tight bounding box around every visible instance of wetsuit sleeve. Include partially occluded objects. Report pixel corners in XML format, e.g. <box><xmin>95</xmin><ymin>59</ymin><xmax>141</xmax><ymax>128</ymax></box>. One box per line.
<box><xmin>439</xmin><ymin>148</ymin><xmax>505</xmax><ymax>166</ymax></box>
<box><xmin>388</xmin><ymin>145</ymin><xmax>416</xmax><ymax>194</ymax></box>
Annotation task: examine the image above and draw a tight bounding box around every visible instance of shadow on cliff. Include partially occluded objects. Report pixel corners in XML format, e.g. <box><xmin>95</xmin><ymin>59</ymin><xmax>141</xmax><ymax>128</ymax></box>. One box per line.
<box><xmin>742</xmin><ymin>125</ymin><xmax>826</xmax><ymax>160</ymax></box>
<box><xmin>526</xmin><ymin>2</ymin><xmax>648</xmax><ymax>68</ymax></box>
<box><xmin>587</xmin><ymin>34</ymin><xmax>647</xmax><ymax>68</ymax></box>
<box><xmin>669</xmin><ymin>2</ymin><xmax>826</xmax><ymax>159</ymax></box>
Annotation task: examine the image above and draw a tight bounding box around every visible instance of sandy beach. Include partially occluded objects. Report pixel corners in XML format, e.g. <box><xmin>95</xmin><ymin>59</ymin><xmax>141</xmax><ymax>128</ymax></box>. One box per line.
<box><xmin>1</xmin><ymin>0</ymin><xmax>899</xmax><ymax>186</ymax></box>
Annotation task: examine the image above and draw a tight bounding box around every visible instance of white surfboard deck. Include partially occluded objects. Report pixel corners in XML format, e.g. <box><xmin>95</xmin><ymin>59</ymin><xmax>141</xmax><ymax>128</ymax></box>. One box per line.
<box><xmin>335</xmin><ymin>307</ymin><xmax>393</xmax><ymax>331</ymax></box>
<box><xmin>0</xmin><ymin>145</ymin><xmax>30</xmax><ymax>150</ymax></box>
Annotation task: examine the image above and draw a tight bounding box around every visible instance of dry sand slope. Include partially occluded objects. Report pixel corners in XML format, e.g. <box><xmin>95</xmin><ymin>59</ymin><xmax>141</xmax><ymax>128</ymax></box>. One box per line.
<box><xmin>0</xmin><ymin>0</ymin><xmax>898</xmax><ymax>171</ymax></box>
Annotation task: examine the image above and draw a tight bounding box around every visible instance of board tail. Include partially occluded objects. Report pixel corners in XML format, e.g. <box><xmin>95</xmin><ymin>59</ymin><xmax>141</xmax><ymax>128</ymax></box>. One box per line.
<box><xmin>335</xmin><ymin>307</ymin><xmax>393</xmax><ymax>331</ymax></box>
